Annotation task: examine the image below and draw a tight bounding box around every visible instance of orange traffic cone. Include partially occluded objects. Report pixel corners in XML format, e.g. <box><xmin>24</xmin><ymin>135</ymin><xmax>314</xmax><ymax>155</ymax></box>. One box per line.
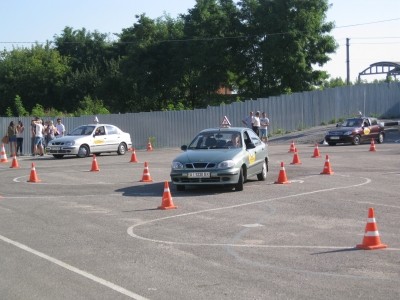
<box><xmin>369</xmin><ymin>139</ymin><xmax>376</xmax><ymax>152</ymax></box>
<box><xmin>28</xmin><ymin>163</ymin><xmax>41</xmax><ymax>183</ymax></box>
<box><xmin>356</xmin><ymin>208</ymin><xmax>387</xmax><ymax>250</ymax></box>
<box><xmin>320</xmin><ymin>154</ymin><xmax>334</xmax><ymax>175</ymax></box>
<box><xmin>311</xmin><ymin>144</ymin><xmax>321</xmax><ymax>158</ymax></box>
<box><xmin>0</xmin><ymin>144</ymin><xmax>8</xmax><ymax>163</ymax></box>
<box><xmin>288</xmin><ymin>140</ymin><xmax>296</xmax><ymax>153</ymax></box>
<box><xmin>290</xmin><ymin>150</ymin><xmax>302</xmax><ymax>165</ymax></box>
<box><xmin>158</xmin><ymin>181</ymin><xmax>177</xmax><ymax>210</ymax></box>
<box><xmin>10</xmin><ymin>154</ymin><xmax>20</xmax><ymax>168</ymax></box>
<box><xmin>90</xmin><ymin>154</ymin><xmax>100</xmax><ymax>172</ymax></box>
<box><xmin>146</xmin><ymin>138</ymin><xmax>153</xmax><ymax>151</ymax></box>
<box><xmin>130</xmin><ymin>148</ymin><xmax>138</xmax><ymax>163</ymax></box>
<box><xmin>274</xmin><ymin>162</ymin><xmax>290</xmax><ymax>184</ymax></box>
<box><xmin>140</xmin><ymin>162</ymin><xmax>153</xmax><ymax>182</ymax></box>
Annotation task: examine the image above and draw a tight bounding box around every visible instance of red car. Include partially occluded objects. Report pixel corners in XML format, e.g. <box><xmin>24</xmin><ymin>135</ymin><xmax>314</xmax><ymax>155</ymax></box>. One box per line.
<box><xmin>325</xmin><ymin>117</ymin><xmax>385</xmax><ymax>146</ymax></box>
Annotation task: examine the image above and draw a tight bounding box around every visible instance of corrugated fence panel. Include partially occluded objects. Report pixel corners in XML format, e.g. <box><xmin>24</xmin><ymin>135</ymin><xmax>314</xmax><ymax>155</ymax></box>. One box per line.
<box><xmin>1</xmin><ymin>83</ymin><xmax>399</xmax><ymax>153</ymax></box>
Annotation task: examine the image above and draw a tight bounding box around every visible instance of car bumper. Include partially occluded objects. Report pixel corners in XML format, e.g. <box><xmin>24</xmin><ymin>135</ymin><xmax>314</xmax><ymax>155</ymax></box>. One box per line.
<box><xmin>46</xmin><ymin>146</ymin><xmax>79</xmax><ymax>155</ymax></box>
<box><xmin>170</xmin><ymin>168</ymin><xmax>240</xmax><ymax>185</ymax></box>
<box><xmin>325</xmin><ymin>135</ymin><xmax>354</xmax><ymax>144</ymax></box>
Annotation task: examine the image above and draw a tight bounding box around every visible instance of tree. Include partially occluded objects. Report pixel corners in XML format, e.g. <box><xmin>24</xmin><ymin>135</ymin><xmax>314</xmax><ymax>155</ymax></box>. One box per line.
<box><xmin>0</xmin><ymin>44</ymin><xmax>70</xmax><ymax>114</ymax></box>
<box><xmin>235</xmin><ymin>0</ymin><xmax>336</xmax><ymax>97</ymax></box>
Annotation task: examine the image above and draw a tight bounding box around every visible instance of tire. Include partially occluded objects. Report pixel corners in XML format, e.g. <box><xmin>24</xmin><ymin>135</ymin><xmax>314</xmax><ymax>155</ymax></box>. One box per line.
<box><xmin>328</xmin><ymin>142</ymin><xmax>336</xmax><ymax>146</ymax></box>
<box><xmin>352</xmin><ymin>135</ymin><xmax>361</xmax><ymax>145</ymax></box>
<box><xmin>257</xmin><ymin>160</ymin><xmax>267</xmax><ymax>181</ymax></box>
<box><xmin>377</xmin><ymin>132</ymin><xmax>384</xmax><ymax>144</ymax></box>
<box><xmin>235</xmin><ymin>168</ymin><xmax>244</xmax><ymax>191</ymax></box>
<box><xmin>117</xmin><ymin>143</ymin><xmax>127</xmax><ymax>155</ymax></box>
<box><xmin>77</xmin><ymin>145</ymin><xmax>90</xmax><ymax>158</ymax></box>
<box><xmin>176</xmin><ymin>184</ymin><xmax>185</xmax><ymax>191</ymax></box>
<box><xmin>53</xmin><ymin>154</ymin><xmax>64</xmax><ymax>159</ymax></box>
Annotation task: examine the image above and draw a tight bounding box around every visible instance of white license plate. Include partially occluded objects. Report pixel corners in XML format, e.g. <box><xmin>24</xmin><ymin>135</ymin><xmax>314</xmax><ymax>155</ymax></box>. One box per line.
<box><xmin>188</xmin><ymin>172</ymin><xmax>210</xmax><ymax>178</ymax></box>
<box><xmin>52</xmin><ymin>147</ymin><xmax>60</xmax><ymax>150</ymax></box>
<box><xmin>330</xmin><ymin>136</ymin><xmax>340</xmax><ymax>140</ymax></box>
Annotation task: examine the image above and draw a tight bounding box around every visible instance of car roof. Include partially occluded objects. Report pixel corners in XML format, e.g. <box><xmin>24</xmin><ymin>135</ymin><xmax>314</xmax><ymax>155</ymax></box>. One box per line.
<box><xmin>199</xmin><ymin>127</ymin><xmax>250</xmax><ymax>134</ymax></box>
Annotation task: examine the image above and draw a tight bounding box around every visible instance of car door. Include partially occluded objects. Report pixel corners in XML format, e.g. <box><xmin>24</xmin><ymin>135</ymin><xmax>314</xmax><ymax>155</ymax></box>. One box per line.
<box><xmin>244</xmin><ymin>130</ymin><xmax>265</xmax><ymax>177</ymax></box>
<box><xmin>104</xmin><ymin>125</ymin><xmax>120</xmax><ymax>151</ymax></box>
<box><xmin>368</xmin><ymin>118</ymin><xmax>380</xmax><ymax>141</ymax></box>
<box><xmin>92</xmin><ymin>126</ymin><xmax>107</xmax><ymax>152</ymax></box>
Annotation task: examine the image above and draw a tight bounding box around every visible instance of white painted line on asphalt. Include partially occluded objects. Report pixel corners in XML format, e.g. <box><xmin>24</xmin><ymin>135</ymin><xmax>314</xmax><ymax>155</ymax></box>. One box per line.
<box><xmin>0</xmin><ymin>234</ymin><xmax>149</xmax><ymax>300</ymax></box>
<box><xmin>127</xmin><ymin>175</ymin><xmax>398</xmax><ymax>251</ymax></box>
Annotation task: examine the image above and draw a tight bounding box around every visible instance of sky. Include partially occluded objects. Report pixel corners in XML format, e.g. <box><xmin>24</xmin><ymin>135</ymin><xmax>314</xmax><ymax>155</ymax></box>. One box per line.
<box><xmin>1</xmin><ymin>0</ymin><xmax>399</xmax><ymax>82</ymax></box>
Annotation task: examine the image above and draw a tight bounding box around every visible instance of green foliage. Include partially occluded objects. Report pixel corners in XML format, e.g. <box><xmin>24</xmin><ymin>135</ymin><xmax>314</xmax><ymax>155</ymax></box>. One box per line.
<box><xmin>73</xmin><ymin>95</ymin><xmax>110</xmax><ymax>116</ymax></box>
<box><xmin>31</xmin><ymin>103</ymin><xmax>46</xmax><ymax>117</ymax></box>
<box><xmin>13</xmin><ymin>95</ymin><xmax>29</xmax><ymax>116</ymax></box>
<box><xmin>0</xmin><ymin>1</ymin><xmax>338</xmax><ymax>115</ymax></box>
<box><xmin>5</xmin><ymin>107</ymin><xmax>13</xmax><ymax>117</ymax></box>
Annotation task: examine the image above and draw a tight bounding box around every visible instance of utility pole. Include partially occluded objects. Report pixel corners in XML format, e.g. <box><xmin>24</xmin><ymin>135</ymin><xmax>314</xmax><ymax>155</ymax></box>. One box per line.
<box><xmin>346</xmin><ymin>38</ymin><xmax>350</xmax><ymax>85</ymax></box>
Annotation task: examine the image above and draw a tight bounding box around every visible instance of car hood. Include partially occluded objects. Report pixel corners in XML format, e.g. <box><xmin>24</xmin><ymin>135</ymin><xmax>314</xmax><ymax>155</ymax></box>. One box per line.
<box><xmin>328</xmin><ymin>127</ymin><xmax>359</xmax><ymax>134</ymax></box>
<box><xmin>174</xmin><ymin>149</ymin><xmax>242</xmax><ymax>163</ymax></box>
<box><xmin>50</xmin><ymin>136</ymin><xmax>88</xmax><ymax>143</ymax></box>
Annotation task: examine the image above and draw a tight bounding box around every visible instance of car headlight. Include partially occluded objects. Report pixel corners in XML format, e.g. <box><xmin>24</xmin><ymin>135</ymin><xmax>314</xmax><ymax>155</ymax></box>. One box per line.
<box><xmin>64</xmin><ymin>141</ymin><xmax>75</xmax><ymax>146</ymax></box>
<box><xmin>343</xmin><ymin>131</ymin><xmax>353</xmax><ymax>136</ymax></box>
<box><xmin>171</xmin><ymin>161</ymin><xmax>184</xmax><ymax>169</ymax></box>
<box><xmin>217</xmin><ymin>160</ymin><xmax>235</xmax><ymax>169</ymax></box>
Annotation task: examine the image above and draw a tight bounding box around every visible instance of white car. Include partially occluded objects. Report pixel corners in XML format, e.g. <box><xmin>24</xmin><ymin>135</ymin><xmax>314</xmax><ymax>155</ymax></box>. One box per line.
<box><xmin>46</xmin><ymin>124</ymin><xmax>132</xmax><ymax>158</ymax></box>
<box><xmin>170</xmin><ymin>127</ymin><xmax>269</xmax><ymax>191</ymax></box>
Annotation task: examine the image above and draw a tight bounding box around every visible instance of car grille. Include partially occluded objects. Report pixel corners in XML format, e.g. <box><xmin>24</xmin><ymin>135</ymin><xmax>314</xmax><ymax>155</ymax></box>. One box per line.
<box><xmin>185</xmin><ymin>162</ymin><xmax>216</xmax><ymax>169</ymax></box>
<box><xmin>51</xmin><ymin>141</ymin><xmax>66</xmax><ymax>145</ymax></box>
<box><xmin>328</xmin><ymin>131</ymin><xmax>344</xmax><ymax>135</ymax></box>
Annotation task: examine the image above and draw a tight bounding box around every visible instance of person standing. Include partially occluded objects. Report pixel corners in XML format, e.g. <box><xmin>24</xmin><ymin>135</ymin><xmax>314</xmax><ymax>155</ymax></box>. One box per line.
<box><xmin>16</xmin><ymin>120</ymin><xmax>24</xmax><ymax>156</ymax></box>
<box><xmin>33</xmin><ymin>118</ymin><xmax>44</xmax><ymax>156</ymax></box>
<box><xmin>260</xmin><ymin>112</ymin><xmax>270</xmax><ymax>142</ymax></box>
<box><xmin>242</xmin><ymin>111</ymin><xmax>254</xmax><ymax>129</ymax></box>
<box><xmin>55</xmin><ymin>118</ymin><xmax>65</xmax><ymax>137</ymax></box>
<box><xmin>7</xmin><ymin>121</ymin><xmax>18</xmax><ymax>156</ymax></box>
<box><xmin>45</xmin><ymin>120</ymin><xmax>56</xmax><ymax>147</ymax></box>
<box><xmin>30</xmin><ymin>118</ymin><xmax>38</xmax><ymax>156</ymax></box>
<box><xmin>252</xmin><ymin>111</ymin><xmax>261</xmax><ymax>136</ymax></box>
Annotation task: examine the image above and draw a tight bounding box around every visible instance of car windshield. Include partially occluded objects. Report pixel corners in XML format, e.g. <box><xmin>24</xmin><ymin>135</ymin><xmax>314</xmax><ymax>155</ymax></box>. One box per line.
<box><xmin>342</xmin><ymin>119</ymin><xmax>362</xmax><ymax>127</ymax></box>
<box><xmin>187</xmin><ymin>131</ymin><xmax>242</xmax><ymax>149</ymax></box>
<box><xmin>68</xmin><ymin>125</ymin><xmax>96</xmax><ymax>136</ymax></box>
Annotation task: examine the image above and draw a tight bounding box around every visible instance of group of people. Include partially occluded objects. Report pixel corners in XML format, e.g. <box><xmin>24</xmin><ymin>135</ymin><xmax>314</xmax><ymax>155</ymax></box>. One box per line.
<box><xmin>242</xmin><ymin>111</ymin><xmax>270</xmax><ymax>142</ymax></box>
<box><xmin>5</xmin><ymin>117</ymin><xmax>65</xmax><ymax>156</ymax></box>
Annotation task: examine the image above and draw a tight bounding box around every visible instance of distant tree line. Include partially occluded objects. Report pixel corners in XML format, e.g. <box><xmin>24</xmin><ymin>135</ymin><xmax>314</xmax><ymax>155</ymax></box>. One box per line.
<box><xmin>1</xmin><ymin>0</ymin><xmax>343</xmax><ymax>117</ymax></box>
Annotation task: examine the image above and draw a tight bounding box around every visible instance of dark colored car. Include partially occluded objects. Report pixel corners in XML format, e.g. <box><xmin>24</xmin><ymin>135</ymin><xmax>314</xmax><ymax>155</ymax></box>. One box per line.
<box><xmin>325</xmin><ymin>117</ymin><xmax>384</xmax><ymax>146</ymax></box>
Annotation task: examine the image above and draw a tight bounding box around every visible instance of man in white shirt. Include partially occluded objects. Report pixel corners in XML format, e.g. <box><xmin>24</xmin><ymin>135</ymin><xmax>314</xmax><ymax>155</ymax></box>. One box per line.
<box><xmin>56</xmin><ymin>118</ymin><xmax>65</xmax><ymax>137</ymax></box>
<box><xmin>33</xmin><ymin>118</ymin><xmax>44</xmax><ymax>156</ymax></box>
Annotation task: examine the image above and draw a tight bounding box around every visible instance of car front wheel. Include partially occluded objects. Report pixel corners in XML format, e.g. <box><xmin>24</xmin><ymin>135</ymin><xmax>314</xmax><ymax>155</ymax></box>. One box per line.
<box><xmin>77</xmin><ymin>145</ymin><xmax>90</xmax><ymax>158</ymax></box>
<box><xmin>352</xmin><ymin>135</ymin><xmax>361</xmax><ymax>145</ymax></box>
<box><xmin>377</xmin><ymin>133</ymin><xmax>384</xmax><ymax>144</ymax></box>
<box><xmin>235</xmin><ymin>168</ymin><xmax>244</xmax><ymax>191</ymax></box>
<box><xmin>257</xmin><ymin>161</ymin><xmax>267</xmax><ymax>181</ymax></box>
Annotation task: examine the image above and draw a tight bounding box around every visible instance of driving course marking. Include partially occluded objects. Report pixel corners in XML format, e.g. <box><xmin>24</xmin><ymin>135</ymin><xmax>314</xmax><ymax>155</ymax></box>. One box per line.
<box><xmin>0</xmin><ymin>234</ymin><xmax>149</xmax><ymax>300</ymax></box>
<box><xmin>127</xmin><ymin>175</ymin><xmax>399</xmax><ymax>251</ymax></box>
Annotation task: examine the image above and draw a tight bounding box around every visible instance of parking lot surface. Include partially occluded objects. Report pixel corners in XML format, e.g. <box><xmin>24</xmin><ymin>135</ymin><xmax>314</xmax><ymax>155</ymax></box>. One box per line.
<box><xmin>1</xmin><ymin>134</ymin><xmax>399</xmax><ymax>299</ymax></box>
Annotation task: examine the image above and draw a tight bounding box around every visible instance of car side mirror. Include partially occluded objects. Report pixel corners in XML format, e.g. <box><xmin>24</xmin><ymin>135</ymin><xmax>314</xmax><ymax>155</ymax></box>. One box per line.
<box><xmin>181</xmin><ymin>145</ymin><xmax>188</xmax><ymax>151</ymax></box>
<box><xmin>246</xmin><ymin>143</ymin><xmax>256</xmax><ymax>149</ymax></box>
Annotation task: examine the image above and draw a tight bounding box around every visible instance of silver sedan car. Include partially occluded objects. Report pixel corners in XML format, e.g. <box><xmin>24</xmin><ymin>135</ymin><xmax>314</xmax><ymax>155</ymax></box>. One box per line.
<box><xmin>170</xmin><ymin>127</ymin><xmax>269</xmax><ymax>191</ymax></box>
<box><xmin>46</xmin><ymin>124</ymin><xmax>132</xmax><ymax>158</ymax></box>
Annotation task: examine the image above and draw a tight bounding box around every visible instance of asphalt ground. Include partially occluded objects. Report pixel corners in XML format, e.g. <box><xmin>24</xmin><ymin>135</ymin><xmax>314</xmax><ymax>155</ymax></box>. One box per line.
<box><xmin>0</xmin><ymin>129</ymin><xmax>399</xmax><ymax>300</ymax></box>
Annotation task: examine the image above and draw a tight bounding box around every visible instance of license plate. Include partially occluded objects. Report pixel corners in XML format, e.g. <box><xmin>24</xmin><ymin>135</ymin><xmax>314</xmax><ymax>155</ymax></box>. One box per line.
<box><xmin>188</xmin><ymin>172</ymin><xmax>210</xmax><ymax>178</ymax></box>
<box><xmin>330</xmin><ymin>136</ymin><xmax>340</xmax><ymax>140</ymax></box>
<box><xmin>52</xmin><ymin>147</ymin><xmax>60</xmax><ymax>150</ymax></box>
